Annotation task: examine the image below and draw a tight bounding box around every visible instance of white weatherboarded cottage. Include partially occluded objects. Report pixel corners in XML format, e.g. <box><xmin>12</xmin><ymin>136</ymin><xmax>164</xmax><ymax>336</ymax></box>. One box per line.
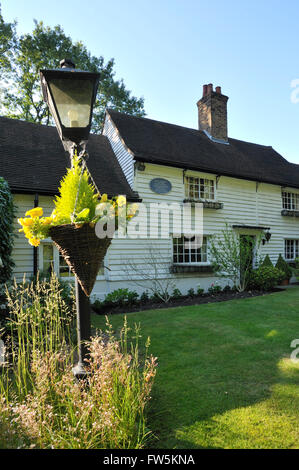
<box><xmin>101</xmin><ymin>84</ymin><xmax>299</xmax><ymax>296</ymax></box>
<box><xmin>1</xmin><ymin>84</ymin><xmax>299</xmax><ymax>298</ymax></box>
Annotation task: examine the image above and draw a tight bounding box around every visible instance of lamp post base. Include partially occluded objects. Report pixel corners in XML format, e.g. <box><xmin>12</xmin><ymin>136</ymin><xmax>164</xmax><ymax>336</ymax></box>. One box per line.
<box><xmin>72</xmin><ymin>362</ymin><xmax>89</xmax><ymax>380</ymax></box>
<box><xmin>73</xmin><ymin>278</ymin><xmax>91</xmax><ymax>381</ymax></box>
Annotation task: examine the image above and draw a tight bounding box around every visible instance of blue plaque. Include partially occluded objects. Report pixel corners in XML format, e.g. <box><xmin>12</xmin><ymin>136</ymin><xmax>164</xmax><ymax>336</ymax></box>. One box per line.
<box><xmin>150</xmin><ymin>178</ymin><xmax>172</xmax><ymax>194</ymax></box>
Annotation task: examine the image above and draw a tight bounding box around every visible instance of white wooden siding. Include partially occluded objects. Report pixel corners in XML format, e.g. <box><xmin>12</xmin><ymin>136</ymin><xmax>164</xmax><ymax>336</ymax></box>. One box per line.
<box><xmin>103</xmin><ymin>115</ymin><xmax>135</xmax><ymax>187</ymax></box>
<box><xmin>11</xmin><ymin>159</ymin><xmax>299</xmax><ymax>297</ymax></box>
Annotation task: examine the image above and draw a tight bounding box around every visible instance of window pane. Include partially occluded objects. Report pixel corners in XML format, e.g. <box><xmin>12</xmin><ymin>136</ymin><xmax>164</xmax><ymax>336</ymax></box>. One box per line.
<box><xmin>43</xmin><ymin>244</ymin><xmax>53</xmax><ymax>261</ymax></box>
<box><xmin>43</xmin><ymin>244</ymin><xmax>54</xmax><ymax>275</ymax></box>
<box><xmin>282</xmin><ymin>192</ymin><xmax>299</xmax><ymax>210</ymax></box>
<box><xmin>186</xmin><ymin>176</ymin><xmax>214</xmax><ymax>200</ymax></box>
<box><xmin>285</xmin><ymin>239</ymin><xmax>297</xmax><ymax>260</ymax></box>
<box><xmin>59</xmin><ymin>253</ymin><xmax>74</xmax><ymax>277</ymax></box>
<box><xmin>173</xmin><ymin>236</ymin><xmax>208</xmax><ymax>264</ymax></box>
<box><xmin>98</xmin><ymin>261</ymin><xmax>105</xmax><ymax>276</ymax></box>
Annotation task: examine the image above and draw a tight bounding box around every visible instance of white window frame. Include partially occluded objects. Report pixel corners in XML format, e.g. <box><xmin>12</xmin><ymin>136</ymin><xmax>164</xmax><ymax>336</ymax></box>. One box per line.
<box><xmin>39</xmin><ymin>240</ymin><xmax>59</xmax><ymax>276</ymax></box>
<box><xmin>185</xmin><ymin>176</ymin><xmax>216</xmax><ymax>201</ymax></box>
<box><xmin>282</xmin><ymin>191</ymin><xmax>299</xmax><ymax>210</ymax></box>
<box><xmin>284</xmin><ymin>239</ymin><xmax>299</xmax><ymax>261</ymax></box>
<box><xmin>39</xmin><ymin>240</ymin><xmax>107</xmax><ymax>280</ymax></box>
<box><xmin>172</xmin><ymin>235</ymin><xmax>209</xmax><ymax>266</ymax></box>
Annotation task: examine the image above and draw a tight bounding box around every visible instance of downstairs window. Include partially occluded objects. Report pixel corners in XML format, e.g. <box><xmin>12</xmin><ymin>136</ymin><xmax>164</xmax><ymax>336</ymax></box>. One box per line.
<box><xmin>173</xmin><ymin>236</ymin><xmax>208</xmax><ymax>264</ymax></box>
<box><xmin>285</xmin><ymin>239</ymin><xmax>299</xmax><ymax>260</ymax></box>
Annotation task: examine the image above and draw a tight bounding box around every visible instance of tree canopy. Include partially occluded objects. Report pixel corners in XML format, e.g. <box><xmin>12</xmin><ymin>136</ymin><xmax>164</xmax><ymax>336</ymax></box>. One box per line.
<box><xmin>0</xmin><ymin>6</ymin><xmax>145</xmax><ymax>132</ymax></box>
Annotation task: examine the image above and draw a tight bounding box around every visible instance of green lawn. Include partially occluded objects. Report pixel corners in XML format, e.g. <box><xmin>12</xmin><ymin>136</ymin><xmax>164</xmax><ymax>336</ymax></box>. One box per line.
<box><xmin>92</xmin><ymin>288</ymin><xmax>299</xmax><ymax>449</ymax></box>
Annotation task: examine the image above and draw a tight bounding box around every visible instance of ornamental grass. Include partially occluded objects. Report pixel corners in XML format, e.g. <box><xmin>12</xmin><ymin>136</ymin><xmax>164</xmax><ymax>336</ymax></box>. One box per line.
<box><xmin>0</xmin><ymin>275</ymin><xmax>157</xmax><ymax>449</ymax></box>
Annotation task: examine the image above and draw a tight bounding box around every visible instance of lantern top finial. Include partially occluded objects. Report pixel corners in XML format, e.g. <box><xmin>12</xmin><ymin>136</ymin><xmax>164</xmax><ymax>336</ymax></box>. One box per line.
<box><xmin>60</xmin><ymin>58</ymin><xmax>75</xmax><ymax>69</ymax></box>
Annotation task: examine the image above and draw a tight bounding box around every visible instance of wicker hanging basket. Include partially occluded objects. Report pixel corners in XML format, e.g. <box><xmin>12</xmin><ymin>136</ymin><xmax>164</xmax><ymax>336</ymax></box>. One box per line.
<box><xmin>49</xmin><ymin>224</ymin><xmax>112</xmax><ymax>297</ymax></box>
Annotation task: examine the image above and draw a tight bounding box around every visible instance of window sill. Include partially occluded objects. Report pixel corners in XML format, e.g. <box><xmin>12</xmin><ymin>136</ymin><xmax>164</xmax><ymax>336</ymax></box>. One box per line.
<box><xmin>281</xmin><ymin>209</ymin><xmax>299</xmax><ymax>217</ymax></box>
<box><xmin>183</xmin><ymin>199</ymin><xmax>223</xmax><ymax>209</ymax></box>
<box><xmin>171</xmin><ymin>264</ymin><xmax>214</xmax><ymax>274</ymax></box>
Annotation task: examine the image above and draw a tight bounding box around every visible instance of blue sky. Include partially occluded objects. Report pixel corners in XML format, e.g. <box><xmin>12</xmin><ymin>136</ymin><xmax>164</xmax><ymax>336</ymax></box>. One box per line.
<box><xmin>3</xmin><ymin>0</ymin><xmax>299</xmax><ymax>163</ymax></box>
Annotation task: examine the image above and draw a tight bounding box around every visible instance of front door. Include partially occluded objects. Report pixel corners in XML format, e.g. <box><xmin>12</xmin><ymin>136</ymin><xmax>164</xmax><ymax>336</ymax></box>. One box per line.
<box><xmin>240</xmin><ymin>235</ymin><xmax>255</xmax><ymax>285</ymax></box>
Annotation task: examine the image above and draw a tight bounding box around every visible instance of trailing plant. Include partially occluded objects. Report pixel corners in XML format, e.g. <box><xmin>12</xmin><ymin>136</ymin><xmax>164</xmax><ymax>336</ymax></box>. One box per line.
<box><xmin>275</xmin><ymin>254</ymin><xmax>292</xmax><ymax>280</ymax></box>
<box><xmin>0</xmin><ymin>177</ymin><xmax>15</xmax><ymax>284</ymax></box>
<box><xmin>18</xmin><ymin>155</ymin><xmax>139</xmax><ymax>247</ymax></box>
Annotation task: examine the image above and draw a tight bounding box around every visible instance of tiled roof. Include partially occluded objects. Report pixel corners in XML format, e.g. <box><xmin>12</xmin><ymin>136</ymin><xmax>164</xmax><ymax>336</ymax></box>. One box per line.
<box><xmin>108</xmin><ymin>109</ymin><xmax>299</xmax><ymax>189</ymax></box>
<box><xmin>0</xmin><ymin>116</ymin><xmax>139</xmax><ymax>200</ymax></box>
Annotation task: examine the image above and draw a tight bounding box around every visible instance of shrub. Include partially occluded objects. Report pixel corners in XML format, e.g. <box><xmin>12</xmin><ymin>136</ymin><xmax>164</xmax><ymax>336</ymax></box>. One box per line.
<box><xmin>150</xmin><ymin>292</ymin><xmax>162</xmax><ymax>303</ymax></box>
<box><xmin>172</xmin><ymin>288</ymin><xmax>183</xmax><ymax>300</ymax></box>
<box><xmin>0</xmin><ymin>177</ymin><xmax>15</xmax><ymax>285</ymax></box>
<box><xmin>103</xmin><ymin>288</ymin><xmax>139</xmax><ymax>307</ymax></box>
<box><xmin>187</xmin><ymin>288</ymin><xmax>195</xmax><ymax>298</ymax></box>
<box><xmin>92</xmin><ymin>299</ymin><xmax>103</xmax><ymax>313</ymax></box>
<box><xmin>223</xmin><ymin>284</ymin><xmax>232</xmax><ymax>293</ymax></box>
<box><xmin>275</xmin><ymin>254</ymin><xmax>293</xmax><ymax>280</ymax></box>
<box><xmin>208</xmin><ymin>283</ymin><xmax>222</xmax><ymax>295</ymax></box>
<box><xmin>261</xmin><ymin>254</ymin><xmax>273</xmax><ymax>268</ymax></box>
<box><xmin>140</xmin><ymin>291</ymin><xmax>150</xmax><ymax>304</ymax></box>
<box><xmin>248</xmin><ymin>266</ymin><xmax>284</xmax><ymax>291</ymax></box>
<box><xmin>197</xmin><ymin>285</ymin><xmax>204</xmax><ymax>296</ymax></box>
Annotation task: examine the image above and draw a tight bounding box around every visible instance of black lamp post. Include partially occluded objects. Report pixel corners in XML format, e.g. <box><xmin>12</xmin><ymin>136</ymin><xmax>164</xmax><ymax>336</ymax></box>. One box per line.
<box><xmin>40</xmin><ymin>59</ymin><xmax>100</xmax><ymax>378</ymax></box>
<box><xmin>40</xmin><ymin>58</ymin><xmax>100</xmax><ymax>154</ymax></box>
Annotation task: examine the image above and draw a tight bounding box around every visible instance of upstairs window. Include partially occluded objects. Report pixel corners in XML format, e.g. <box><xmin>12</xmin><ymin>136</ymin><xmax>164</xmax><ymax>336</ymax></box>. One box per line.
<box><xmin>173</xmin><ymin>236</ymin><xmax>208</xmax><ymax>264</ymax></box>
<box><xmin>282</xmin><ymin>191</ymin><xmax>299</xmax><ymax>210</ymax></box>
<box><xmin>185</xmin><ymin>176</ymin><xmax>215</xmax><ymax>200</ymax></box>
<box><xmin>285</xmin><ymin>239</ymin><xmax>299</xmax><ymax>260</ymax></box>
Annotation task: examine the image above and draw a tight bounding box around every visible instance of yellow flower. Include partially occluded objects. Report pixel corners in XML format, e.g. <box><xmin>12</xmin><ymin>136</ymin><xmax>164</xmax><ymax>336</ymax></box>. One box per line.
<box><xmin>23</xmin><ymin>226</ymin><xmax>32</xmax><ymax>236</ymax></box>
<box><xmin>18</xmin><ymin>217</ymin><xmax>34</xmax><ymax>227</ymax></box>
<box><xmin>28</xmin><ymin>238</ymin><xmax>40</xmax><ymax>247</ymax></box>
<box><xmin>117</xmin><ymin>195</ymin><xmax>126</xmax><ymax>207</ymax></box>
<box><xmin>100</xmin><ymin>194</ymin><xmax>108</xmax><ymax>203</ymax></box>
<box><xmin>25</xmin><ymin>207</ymin><xmax>43</xmax><ymax>218</ymax></box>
<box><xmin>127</xmin><ymin>203</ymin><xmax>139</xmax><ymax>216</ymax></box>
<box><xmin>42</xmin><ymin>217</ymin><xmax>53</xmax><ymax>225</ymax></box>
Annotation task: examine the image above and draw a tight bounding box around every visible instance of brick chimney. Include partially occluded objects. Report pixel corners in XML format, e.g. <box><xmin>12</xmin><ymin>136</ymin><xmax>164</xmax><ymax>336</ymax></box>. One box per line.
<box><xmin>197</xmin><ymin>84</ymin><xmax>229</xmax><ymax>143</ymax></box>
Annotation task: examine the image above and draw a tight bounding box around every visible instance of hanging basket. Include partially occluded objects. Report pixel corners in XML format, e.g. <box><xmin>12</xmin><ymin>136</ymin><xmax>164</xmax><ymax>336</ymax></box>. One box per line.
<box><xmin>49</xmin><ymin>224</ymin><xmax>112</xmax><ymax>297</ymax></box>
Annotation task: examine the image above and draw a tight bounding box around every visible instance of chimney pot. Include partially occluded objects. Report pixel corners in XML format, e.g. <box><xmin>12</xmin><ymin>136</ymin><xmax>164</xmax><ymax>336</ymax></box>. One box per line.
<box><xmin>197</xmin><ymin>83</ymin><xmax>229</xmax><ymax>142</ymax></box>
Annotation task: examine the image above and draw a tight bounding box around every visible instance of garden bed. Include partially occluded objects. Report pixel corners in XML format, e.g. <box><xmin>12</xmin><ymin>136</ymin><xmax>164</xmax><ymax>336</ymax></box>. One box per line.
<box><xmin>92</xmin><ymin>287</ymin><xmax>283</xmax><ymax>316</ymax></box>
